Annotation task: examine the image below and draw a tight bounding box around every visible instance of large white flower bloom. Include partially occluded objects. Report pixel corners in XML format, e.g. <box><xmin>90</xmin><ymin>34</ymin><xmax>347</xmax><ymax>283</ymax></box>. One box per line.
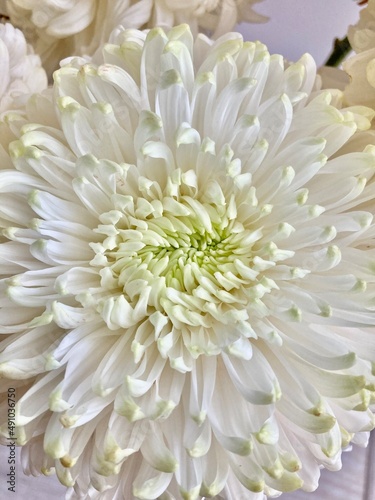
<box><xmin>0</xmin><ymin>22</ymin><xmax>47</xmax><ymax>114</ymax></box>
<box><xmin>0</xmin><ymin>24</ymin><xmax>375</xmax><ymax>500</ymax></box>
<box><xmin>344</xmin><ymin>0</ymin><xmax>375</xmax><ymax>107</ymax></box>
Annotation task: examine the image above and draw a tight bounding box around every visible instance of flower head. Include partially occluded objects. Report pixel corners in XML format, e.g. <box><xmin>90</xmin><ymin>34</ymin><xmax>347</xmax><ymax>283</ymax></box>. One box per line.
<box><xmin>0</xmin><ymin>25</ymin><xmax>375</xmax><ymax>500</ymax></box>
<box><xmin>0</xmin><ymin>22</ymin><xmax>47</xmax><ymax>114</ymax></box>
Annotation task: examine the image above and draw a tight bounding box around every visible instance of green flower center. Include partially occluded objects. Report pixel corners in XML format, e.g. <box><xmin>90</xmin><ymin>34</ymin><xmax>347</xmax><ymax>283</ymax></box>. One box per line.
<box><xmin>91</xmin><ymin>169</ymin><xmax>289</xmax><ymax>330</ymax></box>
<box><xmin>105</xmin><ymin>199</ymin><xmax>255</xmax><ymax>297</ymax></box>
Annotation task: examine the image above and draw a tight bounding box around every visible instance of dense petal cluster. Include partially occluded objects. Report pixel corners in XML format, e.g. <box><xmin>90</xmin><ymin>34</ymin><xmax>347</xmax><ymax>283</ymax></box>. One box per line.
<box><xmin>345</xmin><ymin>0</ymin><xmax>375</xmax><ymax>107</ymax></box>
<box><xmin>0</xmin><ymin>25</ymin><xmax>375</xmax><ymax>500</ymax></box>
<box><xmin>0</xmin><ymin>22</ymin><xmax>47</xmax><ymax>114</ymax></box>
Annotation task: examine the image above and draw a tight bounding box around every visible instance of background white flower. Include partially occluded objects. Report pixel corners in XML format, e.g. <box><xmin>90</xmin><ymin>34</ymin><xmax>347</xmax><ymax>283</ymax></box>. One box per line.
<box><xmin>345</xmin><ymin>0</ymin><xmax>375</xmax><ymax>107</ymax></box>
<box><xmin>0</xmin><ymin>22</ymin><xmax>47</xmax><ymax>114</ymax></box>
<box><xmin>1</xmin><ymin>0</ymin><xmax>154</xmax><ymax>75</ymax></box>
<box><xmin>149</xmin><ymin>0</ymin><xmax>267</xmax><ymax>38</ymax></box>
<box><xmin>0</xmin><ymin>24</ymin><xmax>375</xmax><ymax>500</ymax></box>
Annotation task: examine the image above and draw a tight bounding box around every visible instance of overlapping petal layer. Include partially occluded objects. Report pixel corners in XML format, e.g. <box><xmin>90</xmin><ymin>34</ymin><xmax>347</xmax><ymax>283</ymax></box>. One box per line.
<box><xmin>0</xmin><ymin>25</ymin><xmax>374</xmax><ymax>500</ymax></box>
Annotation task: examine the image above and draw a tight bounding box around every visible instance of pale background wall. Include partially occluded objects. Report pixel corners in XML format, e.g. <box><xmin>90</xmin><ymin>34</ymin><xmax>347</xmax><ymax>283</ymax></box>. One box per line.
<box><xmin>236</xmin><ymin>0</ymin><xmax>361</xmax><ymax>65</ymax></box>
<box><xmin>1</xmin><ymin>1</ymin><xmax>373</xmax><ymax>499</ymax></box>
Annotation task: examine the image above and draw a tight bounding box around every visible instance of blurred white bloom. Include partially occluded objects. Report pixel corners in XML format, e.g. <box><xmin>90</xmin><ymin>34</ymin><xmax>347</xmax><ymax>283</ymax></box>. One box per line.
<box><xmin>0</xmin><ymin>22</ymin><xmax>47</xmax><ymax>114</ymax></box>
<box><xmin>2</xmin><ymin>0</ymin><xmax>153</xmax><ymax>75</ymax></box>
<box><xmin>345</xmin><ymin>0</ymin><xmax>375</xmax><ymax>107</ymax></box>
<box><xmin>348</xmin><ymin>0</ymin><xmax>375</xmax><ymax>54</ymax></box>
<box><xmin>150</xmin><ymin>0</ymin><xmax>267</xmax><ymax>38</ymax></box>
<box><xmin>0</xmin><ymin>24</ymin><xmax>375</xmax><ymax>500</ymax></box>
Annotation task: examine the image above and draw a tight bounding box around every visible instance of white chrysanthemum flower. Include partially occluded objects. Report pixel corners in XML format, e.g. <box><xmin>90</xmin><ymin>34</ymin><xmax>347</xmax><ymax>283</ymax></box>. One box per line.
<box><xmin>0</xmin><ymin>22</ymin><xmax>47</xmax><ymax>115</ymax></box>
<box><xmin>149</xmin><ymin>0</ymin><xmax>267</xmax><ymax>38</ymax></box>
<box><xmin>1</xmin><ymin>0</ymin><xmax>154</xmax><ymax>75</ymax></box>
<box><xmin>344</xmin><ymin>0</ymin><xmax>375</xmax><ymax>107</ymax></box>
<box><xmin>1</xmin><ymin>24</ymin><xmax>375</xmax><ymax>500</ymax></box>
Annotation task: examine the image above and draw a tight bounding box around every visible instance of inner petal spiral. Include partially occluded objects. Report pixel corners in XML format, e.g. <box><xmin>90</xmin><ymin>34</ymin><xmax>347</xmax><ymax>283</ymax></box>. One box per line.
<box><xmin>87</xmin><ymin>161</ymin><xmax>286</xmax><ymax>334</ymax></box>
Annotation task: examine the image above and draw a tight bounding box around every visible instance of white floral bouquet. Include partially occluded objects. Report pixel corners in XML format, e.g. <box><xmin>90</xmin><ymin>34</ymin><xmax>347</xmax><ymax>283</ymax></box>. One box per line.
<box><xmin>0</xmin><ymin>1</ymin><xmax>374</xmax><ymax>499</ymax></box>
